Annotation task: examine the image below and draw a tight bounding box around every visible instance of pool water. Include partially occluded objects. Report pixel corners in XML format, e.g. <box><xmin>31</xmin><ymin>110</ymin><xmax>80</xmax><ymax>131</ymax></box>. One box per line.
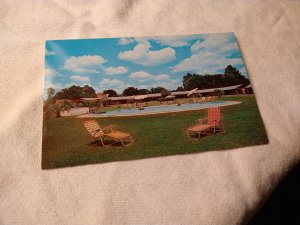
<box><xmin>79</xmin><ymin>101</ymin><xmax>241</xmax><ymax>118</ymax></box>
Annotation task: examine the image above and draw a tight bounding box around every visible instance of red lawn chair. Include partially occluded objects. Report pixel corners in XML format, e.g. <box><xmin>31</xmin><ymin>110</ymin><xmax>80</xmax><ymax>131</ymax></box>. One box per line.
<box><xmin>187</xmin><ymin>107</ymin><xmax>224</xmax><ymax>139</ymax></box>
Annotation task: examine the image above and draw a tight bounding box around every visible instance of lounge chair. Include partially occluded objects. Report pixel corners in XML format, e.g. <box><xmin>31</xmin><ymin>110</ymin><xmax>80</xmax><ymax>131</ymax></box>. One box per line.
<box><xmin>83</xmin><ymin>120</ymin><xmax>133</xmax><ymax>147</ymax></box>
<box><xmin>187</xmin><ymin>107</ymin><xmax>224</xmax><ymax>139</ymax></box>
<box><xmin>90</xmin><ymin>107</ymin><xmax>105</xmax><ymax>114</ymax></box>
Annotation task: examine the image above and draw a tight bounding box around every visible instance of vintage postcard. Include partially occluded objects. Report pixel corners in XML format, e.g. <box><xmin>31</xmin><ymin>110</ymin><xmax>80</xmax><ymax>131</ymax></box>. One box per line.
<box><xmin>43</xmin><ymin>32</ymin><xmax>268</xmax><ymax>169</ymax></box>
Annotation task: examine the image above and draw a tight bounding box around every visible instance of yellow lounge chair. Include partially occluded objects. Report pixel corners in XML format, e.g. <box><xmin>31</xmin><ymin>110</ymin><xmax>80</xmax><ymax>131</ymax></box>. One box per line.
<box><xmin>83</xmin><ymin>120</ymin><xmax>133</xmax><ymax>147</ymax></box>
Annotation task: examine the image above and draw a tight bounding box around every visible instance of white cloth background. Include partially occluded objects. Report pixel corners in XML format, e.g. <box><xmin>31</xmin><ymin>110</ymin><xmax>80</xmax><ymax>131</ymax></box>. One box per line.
<box><xmin>0</xmin><ymin>0</ymin><xmax>299</xmax><ymax>224</ymax></box>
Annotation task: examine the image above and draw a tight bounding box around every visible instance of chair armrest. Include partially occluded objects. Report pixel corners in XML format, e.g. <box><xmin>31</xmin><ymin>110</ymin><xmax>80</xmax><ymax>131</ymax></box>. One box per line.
<box><xmin>197</xmin><ymin>118</ymin><xmax>208</xmax><ymax>125</ymax></box>
<box><xmin>102</xmin><ymin>125</ymin><xmax>113</xmax><ymax>133</ymax></box>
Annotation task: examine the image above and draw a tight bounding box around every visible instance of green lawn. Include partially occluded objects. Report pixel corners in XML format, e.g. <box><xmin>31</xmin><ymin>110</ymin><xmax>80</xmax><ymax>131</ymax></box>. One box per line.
<box><xmin>42</xmin><ymin>95</ymin><xmax>268</xmax><ymax>169</ymax></box>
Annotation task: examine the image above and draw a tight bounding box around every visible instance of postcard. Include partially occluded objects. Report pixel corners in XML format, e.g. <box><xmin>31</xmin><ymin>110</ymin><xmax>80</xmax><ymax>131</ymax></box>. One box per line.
<box><xmin>43</xmin><ymin>32</ymin><xmax>268</xmax><ymax>169</ymax></box>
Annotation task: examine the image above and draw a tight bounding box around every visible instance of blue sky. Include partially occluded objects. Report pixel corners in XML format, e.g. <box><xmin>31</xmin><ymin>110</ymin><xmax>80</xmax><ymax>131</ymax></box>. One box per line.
<box><xmin>45</xmin><ymin>32</ymin><xmax>248</xmax><ymax>95</ymax></box>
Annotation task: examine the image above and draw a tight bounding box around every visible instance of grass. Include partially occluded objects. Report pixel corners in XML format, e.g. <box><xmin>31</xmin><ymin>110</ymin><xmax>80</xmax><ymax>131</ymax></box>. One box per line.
<box><xmin>42</xmin><ymin>95</ymin><xmax>268</xmax><ymax>169</ymax></box>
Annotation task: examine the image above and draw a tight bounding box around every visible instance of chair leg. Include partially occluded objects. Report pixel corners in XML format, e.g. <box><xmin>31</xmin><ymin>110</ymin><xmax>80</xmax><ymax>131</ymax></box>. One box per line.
<box><xmin>120</xmin><ymin>139</ymin><xmax>125</xmax><ymax>147</ymax></box>
<box><xmin>186</xmin><ymin>129</ymin><xmax>201</xmax><ymax>140</ymax></box>
<box><xmin>100</xmin><ymin>137</ymin><xmax>106</xmax><ymax>147</ymax></box>
<box><xmin>129</xmin><ymin>135</ymin><xmax>133</xmax><ymax>144</ymax></box>
<box><xmin>120</xmin><ymin>136</ymin><xmax>133</xmax><ymax>147</ymax></box>
<box><xmin>186</xmin><ymin>130</ymin><xmax>193</xmax><ymax>140</ymax></box>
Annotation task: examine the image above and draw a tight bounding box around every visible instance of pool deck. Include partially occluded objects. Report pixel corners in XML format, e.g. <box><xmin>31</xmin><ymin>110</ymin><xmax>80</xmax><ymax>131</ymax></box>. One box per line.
<box><xmin>77</xmin><ymin>101</ymin><xmax>241</xmax><ymax>118</ymax></box>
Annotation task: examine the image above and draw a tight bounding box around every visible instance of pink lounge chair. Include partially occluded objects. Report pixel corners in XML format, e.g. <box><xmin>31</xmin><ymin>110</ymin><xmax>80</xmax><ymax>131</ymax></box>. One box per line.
<box><xmin>187</xmin><ymin>107</ymin><xmax>224</xmax><ymax>139</ymax></box>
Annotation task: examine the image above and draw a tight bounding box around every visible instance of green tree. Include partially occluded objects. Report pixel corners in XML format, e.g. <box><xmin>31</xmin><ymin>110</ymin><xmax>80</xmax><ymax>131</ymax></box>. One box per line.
<box><xmin>181</xmin><ymin>65</ymin><xmax>249</xmax><ymax>91</ymax></box>
<box><xmin>224</xmin><ymin>65</ymin><xmax>249</xmax><ymax>85</ymax></box>
<box><xmin>213</xmin><ymin>89</ymin><xmax>225</xmax><ymax>97</ymax></box>
<box><xmin>176</xmin><ymin>86</ymin><xmax>184</xmax><ymax>91</ymax></box>
<box><xmin>122</xmin><ymin>87</ymin><xmax>139</xmax><ymax>96</ymax></box>
<box><xmin>138</xmin><ymin>89</ymin><xmax>150</xmax><ymax>95</ymax></box>
<box><xmin>54</xmin><ymin>85</ymin><xmax>96</xmax><ymax>100</ymax></box>
<box><xmin>150</xmin><ymin>87</ymin><xmax>167</xmax><ymax>94</ymax></box>
<box><xmin>46</xmin><ymin>87</ymin><xmax>55</xmax><ymax>103</ymax></box>
<box><xmin>224</xmin><ymin>65</ymin><xmax>241</xmax><ymax>78</ymax></box>
<box><xmin>82</xmin><ymin>85</ymin><xmax>97</xmax><ymax>98</ymax></box>
<box><xmin>161</xmin><ymin>89</ymin><xmax>171</xmax><ymax>98</ymax></box>
<box><xmin>103</xmin><ymin>89</ymin><xmax>118</xmax><ymax>97</ymax></box>
<box><xmin>44</xmin><ymin>87</ymin><xmax>55</xmax><ymax>119</ymax></box>
<box><xmin>51</xmin><ymin>101</ymin><xmax>72</xmax><ymax>118</ymax></box>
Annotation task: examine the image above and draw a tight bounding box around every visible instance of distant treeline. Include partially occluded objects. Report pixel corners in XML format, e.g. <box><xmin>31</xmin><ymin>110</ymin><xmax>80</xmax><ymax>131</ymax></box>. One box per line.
<box><xmin>178</xmin><ymin>65</ymin><xmax>249</xmax><ymax>91</ymax></box>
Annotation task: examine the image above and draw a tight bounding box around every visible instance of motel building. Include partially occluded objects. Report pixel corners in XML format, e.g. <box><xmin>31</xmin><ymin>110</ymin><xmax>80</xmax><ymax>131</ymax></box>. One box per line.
<box><xmin>106</xmin><ymin>84</ymin><xmax>251</xmax><ymax>105</ymax></box>
<box><xmin>55</xmin><ymin>84</ymin><xmax>252</xmax><ymax>116</ymax></box>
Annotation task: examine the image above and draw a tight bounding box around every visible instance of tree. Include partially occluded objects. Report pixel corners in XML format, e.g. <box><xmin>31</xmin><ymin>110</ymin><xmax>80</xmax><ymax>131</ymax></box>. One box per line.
<box><xmin>103</xmin><ymin>89</ymin><xmax>118</xmax><ymax>97</ymax></box>
<box><xmin>161</xmin><ymin>89</ymin><xmax>171</xmax><ymax>98</ymax></box>
<box><xmin>224</xmin><ymin>65</ymin><xmax>249</xmax><ymax>85</ymax></box>
<box><xmin>97</xmin><ymin>94</ymin><xmax>108</xmax><ymax>108</ymax></box>
<box><xmin>138</xmin><ymin>89</ymin><xmax>150</xmax><ymax>95</ymax></box>
<box><xmin>46</xmin><ymin>87</ymin><xmax>55</xmax><ymax>103</ymax></box>
<box><xmin>51</xmin><ymin>101</ymin><xmax>72</xmax><ymax>118</ymax></box>
<box><xmin>122</xmin><ymin>87</ymin><xmax>139</xmax><ymax>96</ymax></box>
<box><xmin>54</xmin><ymin>85</ymin><xmax>96</xmax><ymax>100</ymax></box>
<box><xmin>150</xmin><ymin>87</ymin><xmax>167</xmax><ymax>94</ymax></box>
<box><xmin>213</xmin><ymin>89</ymin><xmax>225</xmax><ymax>97</ymax></box>
<box><xmin>82</xmin><ymin>85</ymin><xmax>97</xmax><ymax>98</ymax></box>
<box><xmin>176</xmin><ymin>86</ymin><xmax>184</xmax><ymax>91</ymax></box>
<box><xmin>43</xmin><ymin>87</ymin><xmax>55</xmax><ymax>119</ymax></box>
<box><xmin>181</xmin><ymin>65</ymin><xmax>249</xmax><ymax>91</ymax></box>
<box><xmin>224</xmin><ymin>65</ymin><xmax>241</xmax><ymax>78</ymax></box>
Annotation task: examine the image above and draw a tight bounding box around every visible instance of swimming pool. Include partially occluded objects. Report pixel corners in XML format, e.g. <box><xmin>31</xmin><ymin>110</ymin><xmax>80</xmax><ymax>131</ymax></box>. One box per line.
<box><xmin>78</xmin><ymin>101</ymin><xmax>241</xmax><ymax>118</ymax></box>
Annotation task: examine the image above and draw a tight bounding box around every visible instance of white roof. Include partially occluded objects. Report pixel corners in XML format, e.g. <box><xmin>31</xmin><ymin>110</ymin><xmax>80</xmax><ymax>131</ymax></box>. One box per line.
<box><xmin>80</xmin><ymin>98</ymin><xmax>99</xmax><ymax>101</ymax></box>
<box><xmin>172</xmin><ymin>84</ymin><xmax>242</xmax><ymax>95</ymax></box>
<box><xmin>107</xmin><ymin>84</ymin><xmax>242</xmax><ymax>101</ymax></box>
<box><xmin>134</xmin><ymin>95</ymin><xmax>148</xmax><ymax>100</ymax></box>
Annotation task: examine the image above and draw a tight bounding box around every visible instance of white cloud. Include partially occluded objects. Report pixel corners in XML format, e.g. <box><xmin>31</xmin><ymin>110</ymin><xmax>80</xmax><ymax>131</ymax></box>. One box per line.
<box><xmin>129</xmin><ymin>71</ymin><xmax>172</xmax><ymax>83</ymax></box>
<box><xmin>46</xmin><ymin>49</ymin><xmax>56</xmax><ymax>56</ymax></box>
<box><xmin>44</xmin><ymin>82</ymin><xmax>63</xmax><ymax>90</ymax></box>
<box><xmin>153</xmin><ymin>74</ymin><xmax>170</xmax><ymax>81</ymax></box>
<box><xmin>144</xmin><ymin>79</ymin><xmax>181</xmax><ymax>91</ymax></box>
<box><xmin>63</xmin><ymin>82</ymin><xmax>92</xmax><ymax>89</ymax></box>
<box><xmin>172</xmin><ymin>33</ymin><xmax>244</xmax><ymax>75</ymax></box>
<box><xmin>98</xmin><ymin>78</ymin><xmax>131</xmax><ymax>94</ymax></box>
<box><xmin>191</xmin><ymin>33</ymin><xmax>236</xmax><ymax>54</ymax></box>
<box><xmin>63</xmin><ymin>55</ymin><xmax>106</xmax><ymax>73</ymax></box>
<box><xmin>118</xmin><ymin>37</ymin><xmax>134</xmax><ymax>45</ymax></box>
<box><xmin>70</xmin><ymin>75</ymin><xmax>90</xmax><ymax>82</ymax></box>
<box><xmin>105</xmin><ymin>66</ymin><xmax>128</xmax><ymax>75</ymax></box>
<box><xmin>135</xmin><ymin>84</ymin><xmax>149</xmax><ymax>89</ymax></box>
<box><xmin>98</xmin><ymin>73</ymin><xmax>179</xmax><ymax>93</ymax></box>
<box><xmin>172</xmin><ymin>51</ymin><xmax>243</xmax><ymax>74</ymax></box>
<box><xmin>129</xmin><ymin>71</ymin><xmax>152</xmax><ymax>79</ymax></box>
<box><xmin>118</xmin><ymin>41</ymin><xmax>176</xmax><ymax>66</ymax></box>
<box><xmin>238</xmin><ymin>67</ymin><xmax>248</xmax><ymax>76</ymax></box>
<box><xmin>160</xmin><ymin>79</ymin><xmax>181</xmax><ymax>90</ymax></box>
<box><xmin>218</xmin><ymin>42</ymin><xmax>239</xmax><ymax>55</ymax></box>
<box><xmin>45</xmin><ymin>67</ymin><xmax>58</xmax><ymax>77</ymax></box>
<box><xmin>154</xmin><ymin>35</ymin><xmax>203</xmax><ymax>47</ymax></box>
<box><xmin>136</xmin><ymin>34</ymin><xmax>204</xmax><ymax>47</ymax></box>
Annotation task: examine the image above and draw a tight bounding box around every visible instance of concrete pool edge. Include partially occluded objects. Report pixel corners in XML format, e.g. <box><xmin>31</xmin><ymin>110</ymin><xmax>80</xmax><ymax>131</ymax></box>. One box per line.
<box><xmin>77</xmin><ymin>101</ymin><xmax>242</xmax><ymax>118</ymax></box>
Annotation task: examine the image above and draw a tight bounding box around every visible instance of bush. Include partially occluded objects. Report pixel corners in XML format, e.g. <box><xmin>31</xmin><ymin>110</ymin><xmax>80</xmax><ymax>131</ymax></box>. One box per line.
<box><xmin>213</xmin><ymin>89</ymin><xmax>225</xmax><ymax>97</ymax></box>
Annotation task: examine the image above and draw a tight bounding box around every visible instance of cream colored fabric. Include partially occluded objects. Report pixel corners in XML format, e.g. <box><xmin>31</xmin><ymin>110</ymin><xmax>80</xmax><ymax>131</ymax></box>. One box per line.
<box><xmin>0</xmin><ymin>1</ymin><xmax>300</xmax><ymax>224</ymax></box>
